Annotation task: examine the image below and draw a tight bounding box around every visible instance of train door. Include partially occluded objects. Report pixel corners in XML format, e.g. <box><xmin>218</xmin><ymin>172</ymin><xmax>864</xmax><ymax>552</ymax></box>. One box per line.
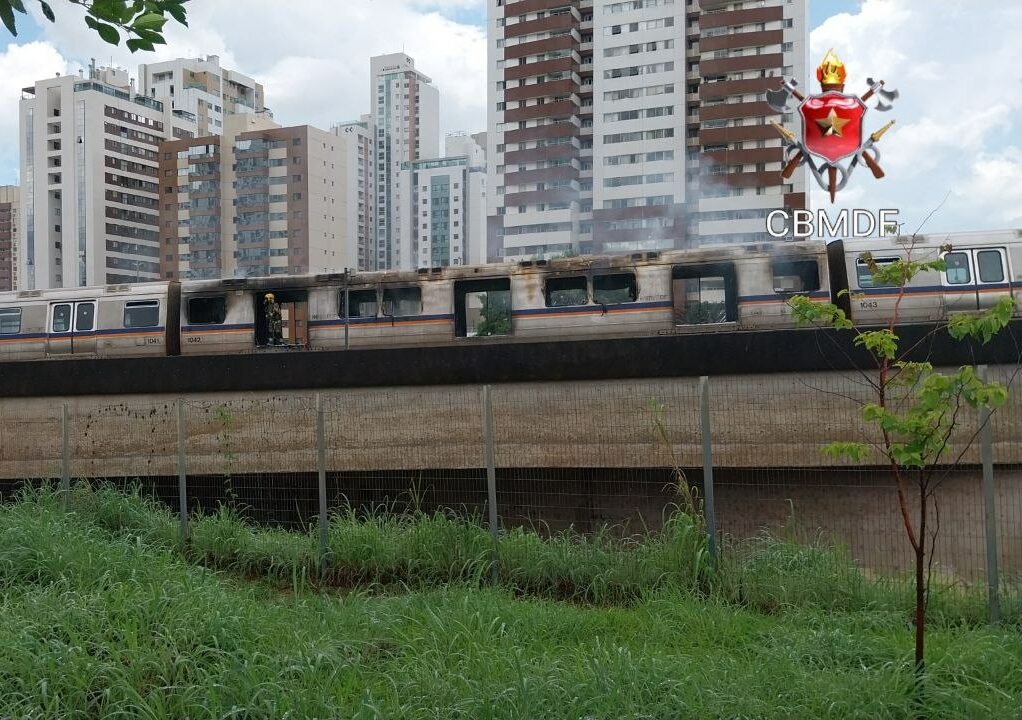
<box><xmin>253</xmin><ymin>290</ymin><xmax>308</xmax><ymax>348</ymax></box>
<box><xmin>941</xmin><ymin>248</ymin><xmax>1012</xmax><ymax>311</ymax></box>
<box><xmin>940</xmin><ymin>250</ymin><xmax>977</xmax><ymax>311</ymax></box>
<box><xmin>671</xmin><ymin>263</ymin><xmax>738</xmax><ymax>326</ymax></box>
<box><xmin>47</xmin><ymin>300</ymin><xmax>96</xmax><ymax>355</ymax></box>
<box><xmin>73</xmin><ymin>301</ymin><xmax>98</xmax><ymax>354</ymax></box>
<box><xmin>974</xmin><ymin>248</ymin><xmax>1012</xmax><ymax>309</ymax></box>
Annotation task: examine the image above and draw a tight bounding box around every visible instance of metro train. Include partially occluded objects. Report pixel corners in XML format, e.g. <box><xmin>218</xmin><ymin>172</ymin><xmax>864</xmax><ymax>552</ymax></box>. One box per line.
<box><xmin>1</xmin><ymin>230</ymin><xmax>1019</xmax><ymax>362</ymax></box>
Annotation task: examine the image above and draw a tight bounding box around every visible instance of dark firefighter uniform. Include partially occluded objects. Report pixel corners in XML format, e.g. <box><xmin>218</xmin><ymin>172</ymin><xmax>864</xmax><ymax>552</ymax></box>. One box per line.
<box><xmin>264</xmin><ymin>293</ymin><xmax>283</xmax><ymax>345</ymax></box>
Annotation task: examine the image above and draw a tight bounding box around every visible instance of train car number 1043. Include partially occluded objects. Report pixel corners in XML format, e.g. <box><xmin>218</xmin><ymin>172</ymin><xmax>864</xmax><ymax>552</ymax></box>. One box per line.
<box><xmin>859</xmin><ymin>300</ymin><xmax>879</xmax><ymax>310</ymax></box>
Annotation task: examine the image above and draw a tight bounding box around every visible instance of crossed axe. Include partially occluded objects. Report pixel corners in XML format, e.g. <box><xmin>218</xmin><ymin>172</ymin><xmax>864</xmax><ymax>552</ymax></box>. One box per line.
<box><xmin>766</xmin><ymin>77</ymin><xmax>899</xmax><ymax>201</ymax></box>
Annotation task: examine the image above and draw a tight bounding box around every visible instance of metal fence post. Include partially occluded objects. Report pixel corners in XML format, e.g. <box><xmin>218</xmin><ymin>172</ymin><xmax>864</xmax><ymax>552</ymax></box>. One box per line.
<box><xmin>60</xmin><ymin>402</ymin><xmax>71</xmax><ymax>511</ymax></box>
<box><xmin>316</xmin><ymin>393</ymin><xmax>330</xmax><ymax>575</ymax></box>
<box><xmin>699</xmin><ymin>376</ymin><xmax>718</xmax><ymax>565</ymax></box>
<box><xmin>176</xmin><ymin>398</ymin><xmax>189</xmax><ymax>545</ymax></box>
<box><xmin>977</xmin><ymin>365</ymin><xmax>1001</xmax><ymax>624</ymax></box>
<box><xmin>482</xmin><ymin>385</ymin><xmax>500</xmax><ymax>584</ymax></box>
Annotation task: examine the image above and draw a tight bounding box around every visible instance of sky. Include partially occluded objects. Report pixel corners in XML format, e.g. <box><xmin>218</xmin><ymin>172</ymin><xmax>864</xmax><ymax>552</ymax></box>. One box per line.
<box><xmin>0</xmin><ymin>0</ymin><xmax>1018</xmax><ymax>235</ymax></box>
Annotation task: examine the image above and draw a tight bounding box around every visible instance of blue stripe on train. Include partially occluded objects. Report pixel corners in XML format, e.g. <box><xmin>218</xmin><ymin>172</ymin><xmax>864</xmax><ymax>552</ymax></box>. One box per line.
<box><xmin>182</xmin><ymin>323</ymin><xmax>255</xmax><ymax>332</ymax></box>
<box><xmin>95</xmin><ymin>326</ymin><xmax>166</xmax><ymax>336</ymax></box>
<box><xmin>738</xmin><ymin>290</ymin><xmax>831</xmax><ymax>303</ymax></box>
<box><xmin>511</xmin><ymin>300</ymin><xmax>672</xmax><ymax>317</ymax></box>
<box><xmin>310</xmin><ymin>313</ymin><xmax>454</xmax><ymax>327</ymax></box>
<box><xmin>858</xmin><ymin>283</ymin><xmax>1018</xmax><ymax>296</ymax></box>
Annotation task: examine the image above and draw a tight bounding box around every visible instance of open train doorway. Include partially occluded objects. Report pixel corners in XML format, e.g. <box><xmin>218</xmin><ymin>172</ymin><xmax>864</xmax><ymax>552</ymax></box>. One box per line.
<box><xmin>454</xmin><ymin>278</ymin><xmax>512</xmax><ymax>337</ymax></box>
<box><xmin>253</xmin><ymin>288</ymin><xmax>309</xmax><ymax>348</ymax></box>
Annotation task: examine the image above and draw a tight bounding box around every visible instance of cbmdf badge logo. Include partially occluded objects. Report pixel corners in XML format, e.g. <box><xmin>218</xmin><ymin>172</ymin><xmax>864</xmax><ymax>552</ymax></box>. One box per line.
<box><xmin>767</xmin><ymin>50</ymin><xmax>899</xmax><ymax>202</ymax></box>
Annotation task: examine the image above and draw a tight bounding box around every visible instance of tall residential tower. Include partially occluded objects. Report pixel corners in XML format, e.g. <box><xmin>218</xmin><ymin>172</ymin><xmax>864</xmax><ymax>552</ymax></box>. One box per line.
<box><xmin>138</xmin><ymin>55</ymin><xmax>265</xmax><ymax>136</ymax></box>
<box><xmin>333</xmin><ymin>115</ymin><xmax>376</xmax><ymax>271</ymax></box>
<box><xmin>370</xmin><ymin>53</ymin><xmax>440</xmax><ymax>270</ymax></box>
<box><xmin>19</xmin><ymin>63</ymin><xmax>197</xmax><ymax>289</ymax></box>
<box><xmin>486</xmin><ymin>0</ymin><xmax>807</xmax><ymax>260</ymax></box>
<box><xmin>159</xmin><ymin>114</ymin><xmax>345</xmax><ymax>280</ymax></box>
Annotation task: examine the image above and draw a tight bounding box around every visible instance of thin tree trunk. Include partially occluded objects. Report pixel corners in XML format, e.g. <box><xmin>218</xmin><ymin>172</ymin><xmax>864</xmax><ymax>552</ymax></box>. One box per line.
<box><xmin>915</xmin><ymin>481</ymin><xmax>927</xmax><ymax>678</ymax></box>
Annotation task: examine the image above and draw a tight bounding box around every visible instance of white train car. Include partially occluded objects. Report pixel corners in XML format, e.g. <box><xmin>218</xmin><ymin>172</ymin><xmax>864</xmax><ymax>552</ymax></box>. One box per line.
<box><xmin>830</xmin><ymin>230</ymin><xmax>1022</xmax><ymax>325</ymax></box>
<box><xmin>10</xmin><ymin>232</ymin><xmax>1017</xmax><ymax>363</ymax></box>
<box><xmin>0</xmin><ymin>283</ymin><xmax>174</xmax><ymax>361</ymax></box>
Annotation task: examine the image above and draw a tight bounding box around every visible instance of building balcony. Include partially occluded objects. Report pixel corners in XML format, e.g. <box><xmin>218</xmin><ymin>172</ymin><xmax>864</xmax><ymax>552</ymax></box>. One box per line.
<box><xmin>505</xmin><ymin>78</ymin><xmax>578</xmax><ymax>103</ymax></box>
<box><xmin>505</xmin><ymin>12</ymin><xmax>579</xmax><ymax>39</ymax></box>
<box><xmin>504</xmin><ymin>99</ymin><xmax>579</xmax><ymax>123</ymax></box>
<box><xmin>699</xmin><ymin>53</ymin><xmax>784</xmax><ymax>76</ymax></box>
<box><xmin>699</xmin><ymin>5</ymin><xmax>783</xmax><ymax>28</ymax></box>
<box><xmin>503</xmin><ymin>121</ymin><xmax>579</xmax><ymax>144</ymax></box>
<box><xmin>503</xmin><ymin>57</ymin><xmax>576</xmax><ymax>82</ymax></box>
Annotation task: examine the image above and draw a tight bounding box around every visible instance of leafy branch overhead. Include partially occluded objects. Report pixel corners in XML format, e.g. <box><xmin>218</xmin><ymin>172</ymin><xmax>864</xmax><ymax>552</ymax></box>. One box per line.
<box><xmin>0</xmin><ymin>0</ymin><xmax>188</xmax><ymax>52</ymax></box>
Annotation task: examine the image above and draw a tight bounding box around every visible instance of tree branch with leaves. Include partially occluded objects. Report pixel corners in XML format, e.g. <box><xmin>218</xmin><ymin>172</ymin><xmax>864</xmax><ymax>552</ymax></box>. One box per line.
<box><xmin>0</xmin><ymin>0</ymin><xmax>188</xmax><ymax>52</ymax></box>
<box><xmin>788</xmin><ymin>236</ymin><xmax>1014</xmax><ymax>686</ymax></box>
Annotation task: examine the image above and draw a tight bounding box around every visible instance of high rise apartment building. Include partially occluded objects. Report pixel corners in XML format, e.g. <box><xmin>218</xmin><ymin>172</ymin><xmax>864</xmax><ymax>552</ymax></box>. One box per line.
<box><xmin>397</xmin><ymin>132</ymin><xmax>488</xmax><ymax>268</ymax></box>
<box><xmin>159</xmin><ymin>114</ymin><xmax>345</xmax><ymax>280</ymax></box>
<box><xmin>333</xmin><ymin>115</ymin><xmax>376</xmax><ymax>271</ymax></box>
<box><xmin>694</xmin><ymin>0</ymin><xmax>807</xmax><ymax>243</ymax></box>
<box><xmin>371</xmin><ymin>53</ymin><xmax>440</xmax><ymax>270</ymax></box>
<box><xmin>487</xmin><ymin>0</ymin><xmax>807</xmax><ymax>260</ymax></box>
<box><xmin>0</xmin><ymin>186</ymin><xmax>18</xmax><ymax>291</ymax></box>
<box><xmin>19</xmin><ymin>64</ymin><xmax>197</xmax><ymax>290</ymax></box>
<box><xmin>139</xmin><ymin>55</ymin><xmax>265</xmax><ymax>136</ymax></box>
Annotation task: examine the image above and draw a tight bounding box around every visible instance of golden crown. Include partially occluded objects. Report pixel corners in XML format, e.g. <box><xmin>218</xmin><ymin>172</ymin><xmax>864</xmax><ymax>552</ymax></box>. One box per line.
<box><xmin>816</xmin><ymin>49</ymin><xmax>847</xmax><ymax>86</ymax></box>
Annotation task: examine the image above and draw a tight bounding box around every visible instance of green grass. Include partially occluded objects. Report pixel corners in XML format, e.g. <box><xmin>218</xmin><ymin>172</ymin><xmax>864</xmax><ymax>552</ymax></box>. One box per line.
<box><xmin>0</xmin><ymin>484</ymin><xmax>1018</xmax><ymax>718</ymax></box>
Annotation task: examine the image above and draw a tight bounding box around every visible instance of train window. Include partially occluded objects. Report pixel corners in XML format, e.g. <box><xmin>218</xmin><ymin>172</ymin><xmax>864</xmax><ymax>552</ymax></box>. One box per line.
<box><xmin>340</xmin><ymin>289</ymin><xmax>378</xmax><ymax>318</ymax></box>
<box><xmin>124</xmin><ymin>300</ymin><xmax>160</xmax><ymax>328</ymax></box>
<box><xmin>455</xmin><ymin>278</ymin><xmax>512</xmax><ymax>337</ymax></box>
<box><xmin>855</xmin><ymin>257</ymin><xmax>898</xmax><ymax>289</ymax></box>
<box><xmin>944</xmin><ymin>252</ymin><xmax>971</xmax><ymax>285</ymax></box>
<box><xmin>977</xmin><ymin>250</ymin><xmax>1004</xmax><ymax>283</ymax></box>
<box><xmin>382</xmin><ymin>287</ymin><xmax>421</xmax><ymax>316</ymax></box>
<box><xmin>188</xmin><ymin>296</ymin><xmax>226</xmax><ymax>325</ymax></box>
<box><xmin>593</xmin><ymin>273</ymin><xmax>637</xmax><ymax>304</ymax></box>
<box><xmin>75</xmin><ymin>303</ymin><xmax>95</xmax><ymax>332</ymax></box>
<box><xmin>51</xmin><ymin>304</ymin><xmax>72</xmax><ymax>333</ymax></box>
<box><xmin>0</xmin><ymin>308</ymin><xmax>21</xmax><ymax>335</ymax></box>
<box><xmin>546</xmin><ymin>276</ymin><xmax>588</xmax><ymax>307</ymax></box>
<box><xmin>672</xmin><ymin>263</ymin><xmax>737</xmax><ymax>324</ymax></box>
<box><xmin>772</xmin><ymin>259</ymin><xmax>820</xmax><ymax>293</ymax></box>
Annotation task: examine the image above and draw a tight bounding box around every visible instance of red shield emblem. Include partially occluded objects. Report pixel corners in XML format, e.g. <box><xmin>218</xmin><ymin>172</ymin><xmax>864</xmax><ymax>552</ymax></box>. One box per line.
<box><xmin>798</xmin><ymin>91</ymin><xmax>866</xmax><ymax>164</ymax></box>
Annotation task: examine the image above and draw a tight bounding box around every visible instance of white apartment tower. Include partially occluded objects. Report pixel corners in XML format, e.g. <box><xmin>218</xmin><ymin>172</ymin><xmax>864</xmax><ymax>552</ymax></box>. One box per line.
<box><xmin>19</xmin><ymin>64</ymin><xmax>198</xmax><ymax>289</ymax></box>
<box><xmin>138</xmin><ymin>55</ymin><xmax>265</xmax><ymax>136</ymax></box>
<box><xmin>333</xmin><ymin>115</ymin><xmax>376</xmax><ymax>271</ymax></box>
<box><xmin>371</xmin><ymin>53</ymin><xmax>440</xmax><ymax>270</ymax></box>
<box><xmin>487</xmin><ymin>0</ymin><xmax>808</xmax><ymax>259</ymax></box>
<box><xmin>397</xmin><ymin>132</ymin><xmax>487</xmax><ymax>269</ymax></box>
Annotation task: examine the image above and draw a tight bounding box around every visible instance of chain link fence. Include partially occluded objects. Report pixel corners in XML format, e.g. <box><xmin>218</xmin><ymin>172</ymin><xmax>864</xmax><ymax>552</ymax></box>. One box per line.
<box><xmin>0</xmin><ymin>368</ymin><xmax>1017</xmax><ymax>619</ymax></box>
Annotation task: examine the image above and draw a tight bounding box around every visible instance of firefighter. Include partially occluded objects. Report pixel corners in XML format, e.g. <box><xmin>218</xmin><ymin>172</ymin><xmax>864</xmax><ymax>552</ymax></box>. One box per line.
<box><xmin>264</xmin><ymin>293</ymin><xmax>283</xmax><ymax>346</ymax></box>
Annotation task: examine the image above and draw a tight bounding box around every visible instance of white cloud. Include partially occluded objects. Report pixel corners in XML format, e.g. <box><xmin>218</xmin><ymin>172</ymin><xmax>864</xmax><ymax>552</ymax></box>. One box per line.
<box><xmin>0</xmin><ymin>1</ymin><xmax>487</xmax><ymax>183</ymax></box>
<box><xmin>0</xmin><ymin>41</ymin><xmax>67</xmax><ymax>184</ymax></box>
<box><xmin>808</xmin><ymin>0</ymin><xmax>1022</xmax><ymax>233</ymax></box>
<box><xmin>18</xmin><ymin>0</ymin><xmax>488</xmax><ymax>138</ymax></box>
<box><xmin>957</xmin><ymin>148</ymin><xmax>1022</xmax><ymax>226</ymax></box>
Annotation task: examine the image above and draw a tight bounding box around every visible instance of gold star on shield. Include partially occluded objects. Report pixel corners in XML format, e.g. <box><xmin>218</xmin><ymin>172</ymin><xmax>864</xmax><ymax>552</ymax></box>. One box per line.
<box><xmin>815</xmin><ymin>109</ymin><xmax>851</xmax><ymax>137</ymax></box>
